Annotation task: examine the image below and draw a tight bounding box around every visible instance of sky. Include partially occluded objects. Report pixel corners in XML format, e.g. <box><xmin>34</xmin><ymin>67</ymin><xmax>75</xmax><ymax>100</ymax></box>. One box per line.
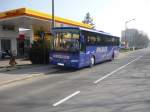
<box><xmin>0</xmin><ymin>0</ymin><xmax>150</xmax><ymax>37</ymax></box>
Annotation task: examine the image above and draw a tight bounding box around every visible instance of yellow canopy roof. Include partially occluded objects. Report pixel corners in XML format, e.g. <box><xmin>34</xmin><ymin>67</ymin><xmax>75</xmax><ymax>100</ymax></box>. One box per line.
<box><xmin>0</xmin><ymin>8</ymin><xmax>92</xmax><ymax>29</ymax></box>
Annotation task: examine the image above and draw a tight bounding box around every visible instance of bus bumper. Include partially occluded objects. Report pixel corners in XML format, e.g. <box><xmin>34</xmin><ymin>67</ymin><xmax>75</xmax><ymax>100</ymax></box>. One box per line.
<box><xmin>50</xmin><ymin>59</ymin><xmax>79</xmax><ymax>69</ymax></box>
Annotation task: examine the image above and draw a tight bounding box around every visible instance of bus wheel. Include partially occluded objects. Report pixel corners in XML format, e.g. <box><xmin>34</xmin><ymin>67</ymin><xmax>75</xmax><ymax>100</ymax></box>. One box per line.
<box><xmin>90</xmin><ymin>56</ymin><xmax>95</xmax><ymax>67</ymax></box>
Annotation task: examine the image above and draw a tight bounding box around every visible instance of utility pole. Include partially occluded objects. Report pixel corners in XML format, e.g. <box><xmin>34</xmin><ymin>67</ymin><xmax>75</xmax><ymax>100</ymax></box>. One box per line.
<box><xmin>52</xmin><ymin>0</ymin><xmax>55</xmax><ymax>29</ymax></box>
<box><xmin>51</xmin><ymin>0</ymin><xmax>55</xmax><ymax>50</ymax></box>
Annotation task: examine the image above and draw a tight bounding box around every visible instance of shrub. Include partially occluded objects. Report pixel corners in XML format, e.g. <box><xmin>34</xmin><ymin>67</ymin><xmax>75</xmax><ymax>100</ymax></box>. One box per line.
<box><xmin>29</xmin><ymin>39</ymin><xmax>50</xmax><ymax>64</ymax></box>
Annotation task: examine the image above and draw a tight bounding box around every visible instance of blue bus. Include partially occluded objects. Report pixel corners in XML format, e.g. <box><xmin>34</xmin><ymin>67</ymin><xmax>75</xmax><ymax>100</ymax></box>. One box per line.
<box><xmin>49</xmin><ymin>27</ymin><xmax>120</xmax><ymax>69</ymax></box>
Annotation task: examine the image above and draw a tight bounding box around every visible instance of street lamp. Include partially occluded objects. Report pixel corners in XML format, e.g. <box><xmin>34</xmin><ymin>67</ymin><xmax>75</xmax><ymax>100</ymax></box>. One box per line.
<box><xmin>125</xmin><ymin>18</ymin><xmax>135</xmax><ymax>29</ymax></box>
<box><xmin>52</xmin><ymin>0</ymin><xmax>55</xmax><ymax>29</ymax></box>
<box><xmin>44</xmin><ymin>0</ymin><xmax>55</xmax><ymax>64</ymax></box>
<box><xmin>124</xmin><ymin>18</ymin><xmax>136</xmax><ymax>48</ymax></box>
<box><xmin>51</xmin><ymin>0</ymin><xmax>55</xmax><ymax>50</ymax></box>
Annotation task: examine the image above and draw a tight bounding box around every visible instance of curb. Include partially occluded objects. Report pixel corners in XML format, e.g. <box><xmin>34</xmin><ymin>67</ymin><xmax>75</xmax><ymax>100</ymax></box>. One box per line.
<box><xmin>0</xmin><ymin>73</ymin><xmax>43</xmax><ymax>87</ymax></box>
<box><xmin>0</xmin><ymin>64</ymin><xmax>44</xmax><ymax>73</ymax></box>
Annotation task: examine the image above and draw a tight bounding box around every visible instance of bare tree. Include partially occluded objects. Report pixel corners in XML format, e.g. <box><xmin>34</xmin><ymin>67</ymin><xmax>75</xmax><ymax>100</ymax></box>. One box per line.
<box><xmin>122</xmin><ymin>29</ymin><xmax>149</xmax><ymax>49</ymax></box>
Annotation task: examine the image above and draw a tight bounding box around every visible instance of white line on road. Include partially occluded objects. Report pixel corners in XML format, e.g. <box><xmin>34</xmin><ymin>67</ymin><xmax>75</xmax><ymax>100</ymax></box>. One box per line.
<box><xmin>52</xmin><ymin>91</ymin><xmax>80</xmax><ymax>107</ymax></box>
<box><xmin>94</xmin><ymin>56</ymin><xmax>143</xmax><ymax>84</ymax></box>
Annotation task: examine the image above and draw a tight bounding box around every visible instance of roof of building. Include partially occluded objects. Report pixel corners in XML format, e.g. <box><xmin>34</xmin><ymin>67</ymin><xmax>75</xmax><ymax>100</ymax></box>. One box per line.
<box><xmin>0</xmin><ymin>8</ymin><xmax>92</xmax><ymax>29</ymax></box>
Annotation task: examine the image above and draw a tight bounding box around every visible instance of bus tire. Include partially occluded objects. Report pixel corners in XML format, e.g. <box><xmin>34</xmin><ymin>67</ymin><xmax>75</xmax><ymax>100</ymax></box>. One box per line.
<box><xmin>90</xmin><ymin>56</ymin><xmax>95</xmax><ymax>67</ymax></box>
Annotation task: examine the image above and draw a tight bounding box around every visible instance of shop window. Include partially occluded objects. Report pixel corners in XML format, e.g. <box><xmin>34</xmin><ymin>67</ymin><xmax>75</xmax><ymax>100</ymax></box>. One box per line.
<box><xmin>2</xmin><ymin>25</ymin><xmax>15</xmax><ymax>31</ymax></box>
<box><xmin>1</xmin><ymin>39</ymin><xmax>11</xmax><ymax>51</ymax></box>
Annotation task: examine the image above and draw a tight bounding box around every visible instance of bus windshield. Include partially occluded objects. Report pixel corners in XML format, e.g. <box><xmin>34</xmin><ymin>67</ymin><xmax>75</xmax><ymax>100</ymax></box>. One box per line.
<box><xmin>53</xmin><ymin>32</ymin><xmax>80</xmax><ymax>52</ymax></box>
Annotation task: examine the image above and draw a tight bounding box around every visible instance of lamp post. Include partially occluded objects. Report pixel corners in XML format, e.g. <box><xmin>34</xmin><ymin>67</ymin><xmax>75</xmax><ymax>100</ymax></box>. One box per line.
<box><xmin>44</xmin><ymin>0</ymin><xmax>55</xmax><ymax>64</ymax></box>
<box><xmin>52</xmin><ymin>0</ymin><xmax>55</xmax><ymax>29</ymax></box>
<box><xmin>51</xmin><ymin>0</ymin><xmax>55</xmax><ymax>50</ymax></box>
<box><xmin>124</xmin><ymin>18</ymin><xmax>136</xmax><ymax>49</ymax></box>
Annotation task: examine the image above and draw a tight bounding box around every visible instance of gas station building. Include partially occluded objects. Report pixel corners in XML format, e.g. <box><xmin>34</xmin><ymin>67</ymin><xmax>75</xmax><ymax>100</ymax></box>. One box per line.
<box><xmin>0</xmin><ymin>8</ymin><xmax>91</xmax><ymax>56</ymax></box>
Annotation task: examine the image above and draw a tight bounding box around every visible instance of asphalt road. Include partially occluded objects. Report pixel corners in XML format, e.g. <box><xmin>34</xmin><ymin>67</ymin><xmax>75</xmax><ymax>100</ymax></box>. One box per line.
<box><xmin>0</xmin><ymin>48</ymin><xmax>150</xmax><ymax>112</ymax></box>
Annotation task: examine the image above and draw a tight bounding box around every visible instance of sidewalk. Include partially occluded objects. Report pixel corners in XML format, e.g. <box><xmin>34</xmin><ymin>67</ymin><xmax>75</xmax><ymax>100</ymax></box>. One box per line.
<box><xmin>0</xmin><ymin>58</ymin><xmax>58</xmax><ymax>86</ymax></box>
<box><xmin>0</xmin><ymin>65</ymin><xmax>56</xmax><ymax>86</ymax></box>
<box><xmin>0</xmin><ymin>58</ymin><xmax>32</xmax><ymax>68</ymax></box>
<box><xmin>0</xmin><ymin>58</ymin><xmax>42</xmax><ymax>72</ymax></box>
<box><xmin>116</xmin><ymin>50</ymin><xmax>137</xmax><ymax>59</ymax></box>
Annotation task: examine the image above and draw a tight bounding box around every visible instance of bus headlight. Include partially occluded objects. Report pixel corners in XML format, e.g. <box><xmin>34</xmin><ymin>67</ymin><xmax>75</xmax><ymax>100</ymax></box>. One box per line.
<box><xmin>49</xmin><ymin>57</ymin><xmax>53</xmax><ymax>61</ymax></box>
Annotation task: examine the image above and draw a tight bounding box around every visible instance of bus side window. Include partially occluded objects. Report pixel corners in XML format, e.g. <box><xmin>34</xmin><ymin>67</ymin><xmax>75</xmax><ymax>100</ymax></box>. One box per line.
<box><xmin>101</xmin><ymin>36</ymin><xmax>106</xmax><ymax>46</ymax></box>
<box><xmin>80</xmin><ymin>35</ymin><xmax>86</xmax><ymax>52</ymax></box>
<box><xmin>88</xmin><ymin>35</ymin><xmax>96</xmax><ymax>45</ymax></box>
<box><xmin>117</xmin><ymin>38</ymin><xmax>120</xmax><ymax>46</ymax></box>
<box><xmin>104</xmin><ymin>36</ymin><xmax>113</xmax><ymax>46</ymax></box>
<box><xmin>113</xmin><ymin>37</ymin><xmax>120</xmax><ymax>46</ymax></box>
<box><xmin>87</xmin><ymin>36</ymin><xmax>90</xmax><ymax>44</ymax></box>
<box><xmin>96</xmin><ymin>36</ymin><xmax>102</xmax><ymax>45</ymax></box>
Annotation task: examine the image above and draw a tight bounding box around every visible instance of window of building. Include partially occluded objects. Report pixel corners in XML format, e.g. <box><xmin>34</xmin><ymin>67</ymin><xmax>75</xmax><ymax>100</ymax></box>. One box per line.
<box><xmin>1</xmin><ymin>39</ymin><xmax>11</xmax><ymax>51</ymax></box>
<box><xmin>2</xmin><ymin>25</ymin><xmax>15</xmax><ymax>31</ymax></box>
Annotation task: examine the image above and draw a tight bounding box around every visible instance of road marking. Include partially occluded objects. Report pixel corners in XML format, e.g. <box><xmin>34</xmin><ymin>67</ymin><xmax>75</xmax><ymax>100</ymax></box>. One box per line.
<box><xmin>52</xmin><ymin>91</ymin><xmax>80</xmax><ymax>107</ymax></box>
<box><xmin>94</xmin><ymin>56</ymin><xmax>142</xmax><ymax>84</ymax></box>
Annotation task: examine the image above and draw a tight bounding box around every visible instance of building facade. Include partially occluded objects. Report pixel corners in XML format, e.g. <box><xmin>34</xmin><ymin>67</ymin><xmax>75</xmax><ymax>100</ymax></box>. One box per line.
<box><xmin>121</xmin><ymin>29</ymin><xmax>138</xmax><ymax>48</ymax></box>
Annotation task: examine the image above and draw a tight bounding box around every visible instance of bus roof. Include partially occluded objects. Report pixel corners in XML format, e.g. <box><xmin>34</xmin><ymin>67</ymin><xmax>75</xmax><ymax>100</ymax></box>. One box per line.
<box><xmin>52</xmin><ymin>27</ymin><xmax>119</xmax><ymax>38</ymax></box>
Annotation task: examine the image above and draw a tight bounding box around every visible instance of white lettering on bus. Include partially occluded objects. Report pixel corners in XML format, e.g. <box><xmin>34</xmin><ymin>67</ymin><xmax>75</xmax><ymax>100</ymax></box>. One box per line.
<box><xmin>53</xmin><ymin>55</ymin><xmax>70</xmax><ymax>59</ymax></box>
<box><xmin>96</xmin><ymin>47</ymin><xmax>108</xmax><ymax>53</ymax></box>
